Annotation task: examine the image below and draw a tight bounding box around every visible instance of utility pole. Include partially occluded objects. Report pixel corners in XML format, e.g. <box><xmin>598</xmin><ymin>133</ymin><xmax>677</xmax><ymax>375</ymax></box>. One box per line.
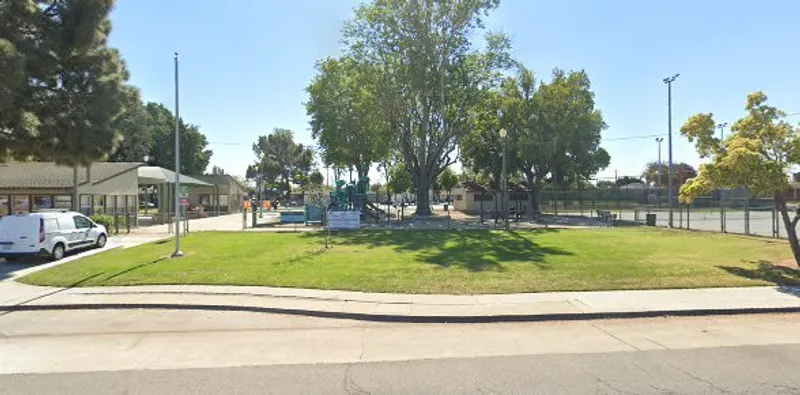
<box><xmin>663</xmin><ymin>73</ymin><xmax>679</xmax><ymax>228</ymax></box>
<box><xmin>172</xmin><ymin>52</ymin><xmax>183</xmax><ymax>258</ymax></box>
<box><xmin>717</xmin><ymin>122</ymin><xmax>728</xmax><ymax>140</ymax></box>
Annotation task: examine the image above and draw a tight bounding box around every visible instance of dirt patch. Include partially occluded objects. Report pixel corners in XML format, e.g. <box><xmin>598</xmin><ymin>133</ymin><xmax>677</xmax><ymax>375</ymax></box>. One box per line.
<box><xmin>775</xmin><ymin>259</ymin><xmax>800</xmax><ymax>270</ymax></box>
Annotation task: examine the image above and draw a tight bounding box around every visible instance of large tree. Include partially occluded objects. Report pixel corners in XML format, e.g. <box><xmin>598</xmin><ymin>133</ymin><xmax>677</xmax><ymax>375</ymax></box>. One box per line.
<box><xmin>342</xmin><ymin>0</ymin><xmax>512</xmax><ymax>215</ymax></box>
<box><xmin>306</xmin><ymin>56</ymin><xmax>391</xmax><ymax>178</ymax></box>
<box><xmin>250</xmin><ymin>128</ymin><xmax>315</xmax><ymax>200</ymax></box>
<box><xmin>108</xmin><ymin>86</ymin><xmax>151</xmax><ymax>162</ymax></box>
<box><xmin>642</xmin><ymin>161</ymin><xmax>697</xmax><ymax>188</ymax></box>
<box><xmin>679</xmin><ymin>91</ymin><xmax>800</xmax><ymax>264</ymax></box>
<box><xmin>1</xmin><ymin>0</ymin><xmax>128</xmax><ymax>165</ymax></box>
<box><xmin>145</xmin><ymin>102</ymin><xmax>212</xmax><ymax>175</ymax></box>
<box><xmin>462</xmin><ymin>66</ymin><xmax>609</xmax><ymax>212</ymax></box>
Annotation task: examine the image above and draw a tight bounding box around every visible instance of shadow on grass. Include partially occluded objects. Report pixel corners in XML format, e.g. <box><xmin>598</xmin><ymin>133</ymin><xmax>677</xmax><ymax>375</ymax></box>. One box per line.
<box><xmin>718</xmin><ymin>261</ymin><xmax>800</xmax><ymax>290</ymax></box>
<box><xmin>102</xmin><ymin>257</ymin><xmax>168</xmax><ymax>282</ymax></box>
<box><xmin>311</xmin><ymin>229</ymin><xmax>572</xmax><ymax>272</ymax></box>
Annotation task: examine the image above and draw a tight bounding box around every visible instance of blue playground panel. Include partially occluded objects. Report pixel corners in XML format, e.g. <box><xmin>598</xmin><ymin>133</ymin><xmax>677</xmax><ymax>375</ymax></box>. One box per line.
<box><xmin>280</xmin><ymin>210</ymin><xmax>305</xmax><ymax>224</ymax></box>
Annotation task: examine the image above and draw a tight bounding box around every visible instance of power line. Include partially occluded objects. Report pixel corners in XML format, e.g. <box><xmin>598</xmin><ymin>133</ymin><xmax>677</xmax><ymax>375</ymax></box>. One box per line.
<box><xmin>604</xmin><ymin>133</ymin><xmax>666</xmax><ymax>142</ymax></box>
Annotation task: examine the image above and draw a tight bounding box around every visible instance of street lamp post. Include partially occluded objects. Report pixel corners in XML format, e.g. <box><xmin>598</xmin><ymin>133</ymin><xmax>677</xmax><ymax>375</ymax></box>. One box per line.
<box><xmin>717</xmin><ymin>122</ymin><xmax>728</xmax><ymax>140</ymax></box>
<box><xmin>499</xmin><ymin>128</ymin><xmax>509</xmax><ymax>230</ymax></box>
<box><xmin>663</xmin><ymin>73</ymin><xmax>679</xmax><ymax>228</ymax></box>
<box><xmin>655</xmin><ymin>137</ymin><xmax>663</xmax><ymax>207</ymax></box>
<box><xmin>171</xmin><ymin>52</ymin><xmax>183</xmax><ymax>258</ymax></box>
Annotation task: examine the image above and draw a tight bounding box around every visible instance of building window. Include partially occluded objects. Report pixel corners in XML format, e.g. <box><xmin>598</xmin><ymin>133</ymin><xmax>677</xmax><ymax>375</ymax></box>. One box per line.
<box><xmin>32</xmin><ymin>195</ymin><xmax>53</xmax><ymax>211</ymax></box>
<box><xmin>93</xmin><ymin>195</ymin><xmax>105</xmax><ymax>214</ymax></box>
<box><xmin>12</xmin><ymin>195</ymin><xmax>30</xmax><ymax>214</ymax></box>
<box><xmin>54</xmin><ymin>195</ymin><xmax>72</xmax><ymax>210</ymax></box>
<box><xmin>219</xmin><ymin>195</ymin><xmax>229</xmax><ymax>207</ymax></box>
<box><xmin>199</xmin><ymin>194</ymin><xmax>211</xmax><ymax>206</ymax></box>
<box><xmin>455</xmin><ymin>195</ymin><xmax>463</xmax><ymax>201</ymax></box>
<box><xmin>473</xmin><ymin>193</ymin><xmax>493</xmax><ymax>202</ymax></box>
<box><xmin>80</xmin><ymin>195</ymin><xmax>91</xmax><ymax>215</ymax></box>
<box><xmin>127</xmin><ymin>195</ymin><xmax>137</xmax><ymax>214</ymax></box>
<box><xmin>0</xmin><ymin>195</ymin><xmax>9</xmax><ymax>217</ymax></box>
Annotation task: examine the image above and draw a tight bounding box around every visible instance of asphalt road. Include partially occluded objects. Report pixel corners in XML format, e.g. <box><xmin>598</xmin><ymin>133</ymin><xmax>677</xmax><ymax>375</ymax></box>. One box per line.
<box><xmin>3</xmin><ymin>344</ymin><xmax>799</xmax><ymax>394</ymax></box>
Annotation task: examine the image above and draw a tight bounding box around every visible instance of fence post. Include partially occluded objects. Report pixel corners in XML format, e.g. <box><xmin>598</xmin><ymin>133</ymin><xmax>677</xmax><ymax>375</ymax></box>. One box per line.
<box><xmin>553</xmin><ymin>189</ymin><xmax>558</xmax><ymax>216</ymax></box>
<box><xmin>772</xmin><ymin>208</ymin><xmax>778</xmax><ymax>238</ymax></box>
<box><xmin>126</xmin><ymin>212</ymin><xmax>131</xmax><ymax>234</ymax></box>
<box><xmin>114</xmin><ymin>213</ymin><xmax>119</xmax><ymax>235</ymax></box>
<box><xmin>686</xmin><ymin>206</ymin><xmax>690</xmax><ymax>230</ymax></box>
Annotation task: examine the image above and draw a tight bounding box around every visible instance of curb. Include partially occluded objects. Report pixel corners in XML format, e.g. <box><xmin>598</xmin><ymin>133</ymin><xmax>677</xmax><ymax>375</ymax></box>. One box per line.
<box><xmin>2</xmin><ymin>303</ymin><xmax>799</xmax><ymax>323</ymax></box>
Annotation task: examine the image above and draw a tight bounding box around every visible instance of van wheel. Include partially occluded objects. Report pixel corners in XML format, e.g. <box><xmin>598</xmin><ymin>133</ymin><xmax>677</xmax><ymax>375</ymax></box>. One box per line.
<box><xmin>95</xmin><ymin>234</ymin><xmax>107</xmax><ymax>248</ymax></box>
<box><xmin>51</xmin><ymin>244</ymin><xmax>65</xmax><ymax>261</ymax></box>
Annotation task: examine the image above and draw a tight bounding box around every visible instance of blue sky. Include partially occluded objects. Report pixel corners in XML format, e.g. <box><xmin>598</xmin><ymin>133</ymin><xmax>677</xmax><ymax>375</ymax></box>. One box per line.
<box><xmin>109</xmin><ymin>0</ymin><xmax>800</xmax><ymax>182</ymax></box>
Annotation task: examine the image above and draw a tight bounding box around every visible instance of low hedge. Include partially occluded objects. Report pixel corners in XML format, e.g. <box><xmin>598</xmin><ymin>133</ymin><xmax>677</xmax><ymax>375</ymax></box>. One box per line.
<box><xmin>89</xmin><ymin>214</ymin><xmax>130</xmax><ymax>234</ymax></box>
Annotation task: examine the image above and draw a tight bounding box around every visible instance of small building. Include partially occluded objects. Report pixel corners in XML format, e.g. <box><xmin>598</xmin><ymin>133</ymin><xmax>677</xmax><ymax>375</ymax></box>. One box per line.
<box><xmin>452</xmin><ymin>181</ymin><xmax>532</xmax><ymax>214</ymax></box>
<box><xmin>190</xmin><ymin>174</ymin><xmax>249</xmax><ymax>213</ymax></box>
<box><xmin>0</xmin><ymin>162</ymin><xmax>142</xmax><ymax>218</ymax></box>
<box><xmin>0</xmin><ymin>162</ymin><xmax>219</xmax><ymax>225</ymax></box>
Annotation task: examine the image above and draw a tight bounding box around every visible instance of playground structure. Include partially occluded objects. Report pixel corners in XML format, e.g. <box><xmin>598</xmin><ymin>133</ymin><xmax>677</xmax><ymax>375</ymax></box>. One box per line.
<box><xmin>327</xmin><ymin>177</ymin><xmax>384</xmax><ymax>222</ymax></box>
<box><xmin>243</xmin><ymin>176</ymin><xmax>388</xmax><ymax>228</ymax></box>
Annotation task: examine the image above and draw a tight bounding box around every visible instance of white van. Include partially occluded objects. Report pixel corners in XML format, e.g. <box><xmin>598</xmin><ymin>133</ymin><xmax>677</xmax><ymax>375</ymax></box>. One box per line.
<box><xmin>0</xmin><ymin>211</ymin><xmax>108</xmax><ymax>261</ymax></box>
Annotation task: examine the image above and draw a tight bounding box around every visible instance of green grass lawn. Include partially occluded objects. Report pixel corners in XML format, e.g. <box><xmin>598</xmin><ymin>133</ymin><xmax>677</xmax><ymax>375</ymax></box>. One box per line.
<box><xmin>19</xmin><ymin>229</ymin><xmax>800</xmax><ymax>294</ymax></box>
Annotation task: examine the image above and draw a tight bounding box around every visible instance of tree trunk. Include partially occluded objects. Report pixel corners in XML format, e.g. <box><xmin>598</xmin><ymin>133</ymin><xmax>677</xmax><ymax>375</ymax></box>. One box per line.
<box><xmin>524</xmin><ymin>171</ymin><xmax>540</xmax><ymax>215</ymax></box>
<box><xmin>414</xmin><ymin>173</ymin><xmax>432</xmax><ymax>216</ymax></box>
<box><xmin>775</xmin><ymin>193</ymin><xmax>800</xmax><ymax>265</ymax></box>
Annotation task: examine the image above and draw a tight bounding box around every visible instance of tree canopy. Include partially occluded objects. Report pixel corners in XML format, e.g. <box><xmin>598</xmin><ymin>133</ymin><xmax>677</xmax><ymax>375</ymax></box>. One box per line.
<box><xmin>461</xmin><ymin>66</ymin><xmax>609</xmax><ymax>211</ymax></box>
<box><xmin>306</xmin><ymin>56</ymin><xmax>391</xmax><ymax>178</ymax></box>
<box><xmin>642</xmin><ymin>161</ymin><xmax>697</xmax><ymax>188</ymax></box>
<box><xmin>679</xmin><ymin>91</ymin><xmax>800</xmax><ymax>264</ymax></box>
<box><xmin>437</xmin><ymin>167</ymin><xmax>459</xmax><ymax>196</ymax></box>
<box><xmin>144</xmin><ymin>102</ymin><xmax>212</xmax><ymax>175</ymax></box>
<box><xmin>340</xmin><ymin>0</ymin><xmax>512</xmax><ymax>215</ymax></box>
<box><xmin>249</xmin><ymin>128</ymin><xmax>315</xmax><ymax>200</ymax></box>
<box><xmin>387</xmin><ymin>162</ymin><xmax>414</xmax><ymax>198</ymax></box>
<box><xmin>1</xmin><ymin>0</ymin><xmax>129</xmax><ymax>165</ymax></box>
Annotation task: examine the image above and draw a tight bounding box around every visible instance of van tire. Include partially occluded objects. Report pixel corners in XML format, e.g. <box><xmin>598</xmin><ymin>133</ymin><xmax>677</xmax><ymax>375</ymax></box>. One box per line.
<box><xmin>51</xmin><ymin>244</ymin><xmax>65</xmax><ymax>261</ymax></box>
<box><xmin>95</xmin><ymin>234</ymin><xmax>107</xmax><ymax>248</ymax></box>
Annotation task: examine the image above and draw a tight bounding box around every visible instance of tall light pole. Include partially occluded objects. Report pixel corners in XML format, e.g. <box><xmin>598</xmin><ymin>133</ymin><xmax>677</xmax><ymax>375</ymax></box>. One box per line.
<box><xmin>499</xmin><ymin>128</ymin><xmax>509</xmax><ymax>230</ymax></box>
<box><xmin>655</xmin><ymin>135</ymin><xmax>663</xmax><ymax>193</ymax></box>
<box><xmin>172</xmin><ymin>52</ymin><xmax>183</xmax><ymax>258</ymax></box>
<box><xmin>717</xmin><ymin>122</ymin><xmax>728</xmax><ymax>140</ymax></box>
<box><xmin>663</xmin><ymin>73</ymin><xmax>679</xmax><ymax>228</ymax></box>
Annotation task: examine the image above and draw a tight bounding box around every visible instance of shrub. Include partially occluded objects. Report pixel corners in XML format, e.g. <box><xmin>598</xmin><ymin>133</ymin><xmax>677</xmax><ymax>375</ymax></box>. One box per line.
<box><xmin>89</xmin><ymin>214</ymin><xmax>130</xmax><ymax>234</ymax></box>
<box><xmin>89</xmin><ymin>214</ymin><xmax>113</xmax><ymax>230</ymax></box>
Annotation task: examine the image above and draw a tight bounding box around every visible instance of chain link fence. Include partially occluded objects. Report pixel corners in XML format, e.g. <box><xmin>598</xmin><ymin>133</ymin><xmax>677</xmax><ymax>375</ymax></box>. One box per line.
<box><xmin>537</xmin><ymin>186</ymin><xmax>788</xmax><ymax>239</ymax></box>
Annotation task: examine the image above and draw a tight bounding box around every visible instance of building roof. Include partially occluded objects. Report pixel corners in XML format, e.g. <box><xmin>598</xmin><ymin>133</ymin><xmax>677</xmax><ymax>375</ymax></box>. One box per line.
<box><xmin>137</xmin><ymin>166</ymin><xmax>212</xmax><ymax>186</ymax></box>
<box><xmin>193</xmin><ymin>174</ymin><xmax>246</xmax><ymax>190</ymax></box>
<box><xmin>0</xmin><ymin>161</ymin><xmax>143</xmax><ymax>189</ymax></box>
<box><xmin>458</xmin><ymin>180</ymin><xmax>529</xmax><ymax>193</ymax></box>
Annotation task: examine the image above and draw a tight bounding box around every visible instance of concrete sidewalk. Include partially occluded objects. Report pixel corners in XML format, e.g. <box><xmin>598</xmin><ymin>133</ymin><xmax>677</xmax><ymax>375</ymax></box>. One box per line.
<box><xmin>2</xmin><ymin>282</ymin><xmax>799</xmax><ymax>322</ymax></box>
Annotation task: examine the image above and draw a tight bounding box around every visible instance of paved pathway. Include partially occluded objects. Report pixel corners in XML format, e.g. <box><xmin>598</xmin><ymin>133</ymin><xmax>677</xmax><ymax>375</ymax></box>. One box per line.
<box><xmin>2</xmin><ymin>281</ymin><xmax>799</xmax><ymax>321</ymax></box>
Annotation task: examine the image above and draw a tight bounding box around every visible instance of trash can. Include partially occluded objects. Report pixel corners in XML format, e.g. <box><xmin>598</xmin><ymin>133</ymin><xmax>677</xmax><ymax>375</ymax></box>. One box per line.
<box><xmin>646</xmin><ymin>213</ymin><xmax>657</xmax><ymax>226</ymax></box>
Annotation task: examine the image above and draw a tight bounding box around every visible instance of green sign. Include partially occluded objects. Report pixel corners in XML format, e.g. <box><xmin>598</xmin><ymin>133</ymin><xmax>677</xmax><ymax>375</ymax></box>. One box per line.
<box><xmin>179</xmin><ymin>185</ymin><xmax>190</xmax><ymax>198</ymax></box>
